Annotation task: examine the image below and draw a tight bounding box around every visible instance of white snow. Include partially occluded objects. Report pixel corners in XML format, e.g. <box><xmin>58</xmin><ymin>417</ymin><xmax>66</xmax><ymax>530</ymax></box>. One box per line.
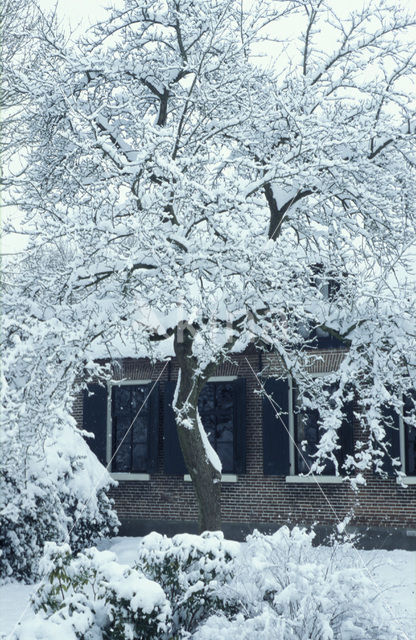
<box><xmin>1</xmin><ymin>537</ymin><xmax>415</xmax><ymax>640</ymax></box>
<box><xmin>196</xmin><ymin>412</ymin><xmax>222</xmax><ymax>474</ymax></box>
<box><xmin>0</xmin><ymin>583</ymin><xmax>33</xmax><ymax>639</ymax></box>
<box><xmin>97</xmin><ymin>535</ymin><xmax>141</xmax><ymax>565</ymax></box>
<box><xmin>360</xmin><ymin>548</ymin><xmax>416</xmax><ymax>637</ymax></box>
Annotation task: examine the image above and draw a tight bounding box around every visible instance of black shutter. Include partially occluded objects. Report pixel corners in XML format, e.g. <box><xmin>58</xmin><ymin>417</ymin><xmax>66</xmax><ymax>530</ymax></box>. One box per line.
<box><xmin>233</xmin><ymin>378</ymin><xmax>246</xmax><ymax>474</ymax></box>
<box><xmin>83</xmin><ymin>383</ymin><xmax>108</xmax><ymax>466</ymax></box>
<box><xmin>338</xmin><ymin>397</ymin><xmax>354</xmax><ymax>469</ymax></box>
<box><xmin>262</xmin><ymin>378</ymin><xmax>290</xmax><ymax>475</ymax></box>
<box><xmin>381</xmin><ymin>404</ymin><xmax>401</xmax><ymax>476</ymax></box>
<box><xmin>147</xmin><ymin>382</ymin><xmax>160</xmax><ymax>473</ymax></box>
<box><xmin>163</xmin><ymin>380</ymin><xmax>187</xmax><ymax>475</ymax></box>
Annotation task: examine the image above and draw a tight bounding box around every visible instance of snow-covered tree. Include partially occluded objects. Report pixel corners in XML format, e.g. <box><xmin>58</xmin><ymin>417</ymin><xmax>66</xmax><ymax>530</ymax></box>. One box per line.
<box><xmin>1</xmin><ymin>4</ymin><xmax>120</xmax><ymax>581</ymax></box>
<box><xmin>0</xmin><ymin>0</ymin><xmax>44</xmax><ymax>177</ymax></box>
<box><xmin>3</xmin><ymin>0</ymin><xmax>416</xmax><ymax>535</ymax></box>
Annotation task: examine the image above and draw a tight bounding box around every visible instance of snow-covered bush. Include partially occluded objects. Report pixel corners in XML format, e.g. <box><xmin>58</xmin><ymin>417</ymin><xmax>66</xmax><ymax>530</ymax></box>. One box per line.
<box><xmin>0</xmin><ymin>471</ymin><xmax>64</xmax><ymax>581</ymax></box>
<box><xmin>195</xmin><ymin>527</ymin><xmax>403</xmax><ymax>640</ymax></box>
<box><xmin>1</xmin><ymin>261</ymin><xmax>120</xmax><ymax>582</ymax></box>
<box><xmin>135</xmin><ymin>531</ymin><xmax>240</xmax><ymax>636</ymax></box>
<box><xmin>0</xmin><ymin>428</ymin><xmax>119</xmax><ymax>582</ymax></box>
<box><xmin>17</xmin><ymin>543</ymin><xmax>171</xmax><ymax>640</ymax></box>
<box><xmin>63</xmin><ymin>487</ymin><xmax>119</xmax><ymax>556</ymax></box>
<box><xmin>1</xmin><ymin>306</ymin><xmax>119</xmax><ymax>582</ymax></box>
<box><xmin>14</xmin><ymin>533</ymin><xmax>239</xmax><ymax>640</ymax></box>
<box><xmin>13</xmin><ymin>528</ymin><xmax>406</xmax><ymax>639</ymax></box>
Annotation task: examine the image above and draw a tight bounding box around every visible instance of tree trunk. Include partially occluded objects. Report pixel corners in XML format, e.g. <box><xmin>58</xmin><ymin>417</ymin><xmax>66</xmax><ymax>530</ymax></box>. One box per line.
<box><xmin>173</xmin><ymin>326</ymin><xmax>221</xmax><ymax>532</ymax></box>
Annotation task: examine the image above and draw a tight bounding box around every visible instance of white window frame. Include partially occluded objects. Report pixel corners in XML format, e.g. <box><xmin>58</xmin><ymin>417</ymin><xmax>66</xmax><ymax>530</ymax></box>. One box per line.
<box><xmin>183</xmin><ymin>375</ymin><xmax>238</xmax><ymax>482</ymax></box>
<box><xmin>183</xmin><ymin>474</ymin><xmax>237</xmax><ymax>483</ymax></box>
<box><xmin>285</xmin><ymin>374</ymin><xmax>343</xmax><ymax>484</ymax></box>
<box><xmin>107</xmin><ymin>380</ymin><xmax>152</xmax><ymax>481</ymax></box>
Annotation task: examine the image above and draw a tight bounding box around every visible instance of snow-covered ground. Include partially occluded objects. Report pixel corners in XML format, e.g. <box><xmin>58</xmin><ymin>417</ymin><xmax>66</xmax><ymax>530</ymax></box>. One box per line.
<box><xmin>1</xmin><ymin>537</ymin><xmax>415</xmax><ymax>640</ymax></box>
<box><xmin>0</xmin><ymin>583</ymin><xmax>33</xmax><ymax>639</ymax></box>
<box><xmin>360</xmin><ymin>548</ymin><xmax>416</xmax><ymax>639</ymax></box>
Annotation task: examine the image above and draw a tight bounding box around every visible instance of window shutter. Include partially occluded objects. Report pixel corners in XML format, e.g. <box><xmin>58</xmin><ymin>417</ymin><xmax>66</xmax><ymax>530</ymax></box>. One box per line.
<box><xmin>338</xmin><ymin>397</ymin><xmax>354</xmax><ymax>468</ymax></box>
<box><xmin>83</xmin><ymin>383</ymin><xmax>108</xmax><ymax>466</ymax></box>
<box><xmin>381</xmin><ymin>404</ymin><xmax>401</xmax><ymax>476</ymax></box>
<box><xmin>233</xmin><ymin>378</ymin><xmax>246</xmax><ymax>474</ymax></box>
<box><xmin>163</xmin><ymin>380</ymin><xmax>187</xmax><ymax>475</ymax></box>
<box><xmin>262</xmin><ymin>378</ymin><xmax>290</xmax><ymax>475</ymax></box>
<box><xmin>147</xmin><ymin>382</ymin><xmax>160</xmax><ymax>473</ymax></box>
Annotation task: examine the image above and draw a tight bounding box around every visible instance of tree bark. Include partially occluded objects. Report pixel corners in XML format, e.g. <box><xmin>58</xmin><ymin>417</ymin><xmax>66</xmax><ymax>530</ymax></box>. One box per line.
<box><xmin>173</xmin><ymin>325</ymin><xmax>221</xmax><ymax>532</ymax></box>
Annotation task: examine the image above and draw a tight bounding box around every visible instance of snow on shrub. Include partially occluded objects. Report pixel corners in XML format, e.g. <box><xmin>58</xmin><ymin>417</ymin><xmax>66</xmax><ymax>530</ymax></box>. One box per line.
<box><xmin>0</xmin><ymin>471</ymin><xmax>65</xmax><ymax>582</ymax></box>
<box><xmin>0</xmin><ymin>476</ymin><xmax>118</xmax><ymax>583</ymax></box>
<box><xmin>195</xmin><ymin>526</ymin><xmax>404</xmax><ymax>640</ymax></box>
<box><xmin>135</xmin><ymin>531</ymin><xmax>240</xmax><ymax>635</ymax></box>
<box><xmin>14</xmin><ymin>542</ymin><xmax>171</xmax><ymax>640</ymax></box>
<box><xmin>12</xmin><ymin>528</ymin><xmax>406</xmax><ymax>640</ymax></box>
<box><xmin>14</xmin><ymin>532</ymin><xmax>240</xmax><ymax>640</ymax></box>
<box><xmin>0</xmin><ymin>431</ymin><xmax>119</xmax><ymax>582</ymax></box>
<box><xmin>1</xmin><ymin>295</ymin><xmax>119</xmax><ymax>582</ymax></box>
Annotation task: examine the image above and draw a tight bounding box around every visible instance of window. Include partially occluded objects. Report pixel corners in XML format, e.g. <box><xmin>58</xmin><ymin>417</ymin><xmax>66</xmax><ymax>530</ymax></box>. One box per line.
<box><xmin>403</xmin><ymin>393</ymin><xmax>416</xmax><ymax>477</ymax></box>
<box><xmin>84</xmin><ymin>377</ymin><xmax>243</xmax><ymax>479</ymax></box>
<box><xmin>198</xmin><ymin>381</ymin><xmax>235</xmax><ymax>473</ymax></box>
<box><xmin>262</xmin><ymin>377</ymin><xmax>353</xmax><ymax>482</ymax></box>
<box><xmin>292</xmin><ymin>382</ymin><xmax>338</xmax><ymax>476</ymax></box>
<box><xmin>404</xmin><ymin>421</ymin><xmax>416</xmax><ymax>475</ymax></box>
<box><xmin>108</xmin><ymin>381</ymin><xmax>160</xmax><ymax>478</ymax></box>
<box><xmin>383</xmin><ymin>393</ymin><xmax>416</xmax><ymax>483</ymax></box>
<box><xmin>83</xmin><ymin>381</ymin><xmax>159</xmax><ymax>480</ymax></box>
<box><xmin>164</xmin><ymin>377</ymin><xmax>246</xmax><ymax>476</ymax></box>
<box><xmin>111</xmin><ymin>384</ymin><xmax>151</xmax><ymax>473</ymax></box>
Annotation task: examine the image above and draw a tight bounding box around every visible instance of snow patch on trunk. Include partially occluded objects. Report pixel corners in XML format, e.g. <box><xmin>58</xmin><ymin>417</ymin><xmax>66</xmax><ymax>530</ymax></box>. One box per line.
<box><xmin>196</xmin><ymin>410</ymin><xmax>222</xmax><ymax>474</ymax></box>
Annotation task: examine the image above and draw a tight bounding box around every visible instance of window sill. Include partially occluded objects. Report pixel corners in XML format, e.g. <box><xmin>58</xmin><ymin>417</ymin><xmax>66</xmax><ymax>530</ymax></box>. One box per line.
<box><xmin>285</xmin><ymin>475</ymin><xmax>343</xmax><ymax>484</ymax></box>
<box><xmin>111</xmin><ymin>473</ymin><xmax>150</xmax><ymax>481</ymax></box>
<box><xmin>183</xmin><ymin>474</ymin><xmax>238</xmax><ymax>483</ymax></box>
<box><xmin>396</xmin><ymin>476</ymin><xmax>416</xmax><ymax>486</ymax></box>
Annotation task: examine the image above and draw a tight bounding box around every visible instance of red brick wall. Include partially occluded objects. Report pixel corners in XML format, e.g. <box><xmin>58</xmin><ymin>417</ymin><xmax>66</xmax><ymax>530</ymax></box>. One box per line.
<box><xmin>74</xmin><ymin>352</ymin><xmax>416</xmax><ymax>532</ymax></box>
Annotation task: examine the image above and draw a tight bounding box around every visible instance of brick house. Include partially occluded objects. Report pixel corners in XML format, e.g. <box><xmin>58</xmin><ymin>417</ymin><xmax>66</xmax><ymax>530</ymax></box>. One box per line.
<box><xmin>76</xmin><ymin>344</ymin><xmax>416</xmax><ymax>549</ymax></box>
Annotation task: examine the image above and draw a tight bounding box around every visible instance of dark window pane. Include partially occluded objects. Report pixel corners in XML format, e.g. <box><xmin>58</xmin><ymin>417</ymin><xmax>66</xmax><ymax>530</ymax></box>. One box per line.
<box><xmin>114</xmin><ymin>417</ymin><xmax>130</xmax><ymax>444</ymax></box>
<box><xmin>132</xmin><ymin>443</ymin><xmax>147</xmax><ymax>473</ymax></box>
<box><xmin>215</xmin><ymin>384</ymin><xmax>234</xmax><ymax>451</ymax></box>
<box><xmin>407</xmin><ymin>424</ymin><xmax>416</xmax><ymax>475</ymax></box>
<box><xmin>323</xmin><ymin>459</ymin><xmax>336</xmax><ymax>474</ymax></box>
<box><xmin>199</xmin><ymin>384</ymin><xmax>215</xmax><ymax>414</ymax></box>
<box><xmin>216</xmin><ymin>442</ymin><xmax>234</xmax><ymax>473</ymax></box>
<box><xmin>216</xmin><ymin>418</ymin><xmax>233</xmax><ymax>442</ymax></box>
<box><xmin>131</xmin><ymin>387</ymin><xmax>148</xmax><ymax>413</ymax></box>
<box><xmin>113</xmin><ymin>387</ymin><xmax>131</xmax><ymax>416</ymax></box>
<box><xmin>113</xmin><ymin>443</ymin><xmax>131</xmax><ymax>472</ymax></box>
<box><xmin>216</xmin><ymin>384</ymin><xmax>233</xmax><ymax>412</ymax></box>
<box><xmin>132</xmin><ymin>415</ymin><xmax>148</xmax><ymax>444</ymax></box>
